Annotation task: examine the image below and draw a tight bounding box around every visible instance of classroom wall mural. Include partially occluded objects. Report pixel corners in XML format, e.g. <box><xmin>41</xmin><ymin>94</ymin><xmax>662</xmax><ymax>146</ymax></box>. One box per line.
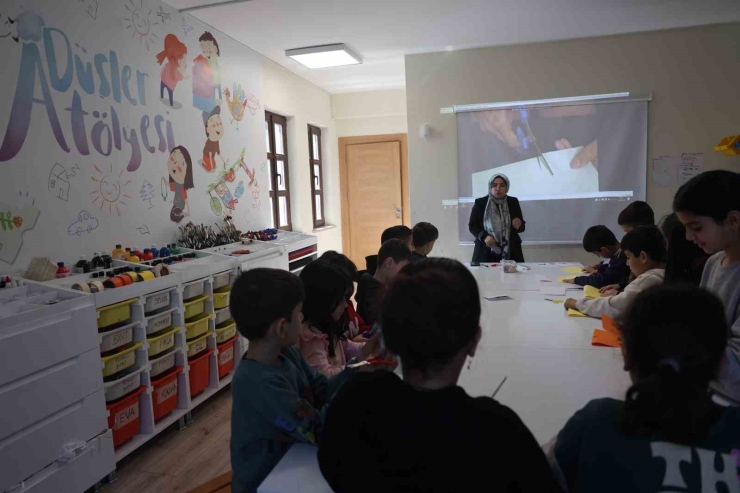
<box><xmin>0</xmin><ymin>0</ymin><xmax>265</xmax><ymax>267</ymax></box>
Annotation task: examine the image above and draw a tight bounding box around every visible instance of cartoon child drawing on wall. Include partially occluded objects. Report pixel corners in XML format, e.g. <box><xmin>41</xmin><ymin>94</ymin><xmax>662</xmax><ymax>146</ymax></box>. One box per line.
<box><xmin>192</xmin><ymin>32</ymin><xmax>216</xmax><ymax>114</ymax></box>
<box><xmin>200</xmin><ymin>105</ymin><xmax>225</xmax><ymax>172</ymax></box>
<box><xmin>167</xmin><ymin>146</ymin><xmax>194</xmax><ymax>223</ymax></box>
<box><xmin>156</xmin><ymin>34</ymin><xmax>189</xmax><ymax>108</ymax></box>
<box><xmin>199</xmin><ymin>31</ymin><xmax>222</xmax><ymax>103</ymax></box>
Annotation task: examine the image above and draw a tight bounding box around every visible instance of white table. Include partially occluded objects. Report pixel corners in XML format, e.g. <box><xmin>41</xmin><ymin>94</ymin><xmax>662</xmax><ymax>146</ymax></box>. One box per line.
<box><xmin>259</xmin><ymin>262</ymin><xmax>631</xmax><ymax>492</ymax></box>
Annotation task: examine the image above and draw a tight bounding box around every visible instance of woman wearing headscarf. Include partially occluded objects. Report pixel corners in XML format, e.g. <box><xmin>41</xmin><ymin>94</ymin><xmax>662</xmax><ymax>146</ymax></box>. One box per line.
<box><xmin>468</xmin><ymin>174</ymin><xmax>526</xmax><ymax>263</ymax></box>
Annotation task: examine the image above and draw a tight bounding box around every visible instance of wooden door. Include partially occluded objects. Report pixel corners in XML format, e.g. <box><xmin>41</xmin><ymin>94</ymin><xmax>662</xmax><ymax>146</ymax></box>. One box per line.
<box><xmin>344</xmin><ymin>140</ymin><xmax>404</xmax><ymax>267</ymax></box>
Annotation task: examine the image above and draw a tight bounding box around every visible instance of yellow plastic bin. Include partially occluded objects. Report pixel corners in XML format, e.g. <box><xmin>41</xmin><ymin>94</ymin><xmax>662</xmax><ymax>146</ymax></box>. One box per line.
<box><xmin>97</xmin><ymin>299</ymin><xmax>137</xmax><ymax>329</ymax></box>
<box><xmin>185</xmin><ymin>312</ymin><xmax>211</xmax><ymax>340</ymax></box>
<box><xmin>147</xmin><ymin>326</ymin><xmax>179</xmax><ymax>358</ymax></box>
<box><xmin>213</xmin><ymin>286</ymin><xmax>231</xmax><ymax>310</ymax></box>
<box><xmin>102</xmin><ymin>342</ymin><xmax>143</xmax><ymax>378</ymax></box>
<box><xmin>215</xmin><ymin>319</ymin><xmax>236</xmax><ymax>344</ymax></box>
<box><xmin>187</xmin><ymin>332</ymin><xmax>210</xmax><ymax>358</ymax></box>
<box><xmin>183</xmin><ymin>295</ymin><xmax>208</xmax><ymax>319</ymax></box>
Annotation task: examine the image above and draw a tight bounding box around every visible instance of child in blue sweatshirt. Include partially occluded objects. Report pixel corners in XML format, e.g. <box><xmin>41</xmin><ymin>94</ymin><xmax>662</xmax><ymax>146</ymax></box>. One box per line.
<box><xmin>229</xmin><ymin>268</ymin><xmax>356</xmax><ymax>493</ymax></box>
<box><xmin>564</xmin><ymin>225</ymin><xmax>630</xmax><ymax>289</ymax></box>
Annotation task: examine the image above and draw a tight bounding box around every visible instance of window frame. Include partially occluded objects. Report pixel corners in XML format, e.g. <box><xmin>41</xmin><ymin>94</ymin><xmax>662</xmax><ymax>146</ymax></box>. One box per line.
<box><xmin>308</xmin><ymin>125</ymin><xmax>325</xmax><ymax>228</ymax></box>
<box><xmin>265</xmin><ymin>111</ymin><xmax>292</xmax><ymax>231</ymax></box>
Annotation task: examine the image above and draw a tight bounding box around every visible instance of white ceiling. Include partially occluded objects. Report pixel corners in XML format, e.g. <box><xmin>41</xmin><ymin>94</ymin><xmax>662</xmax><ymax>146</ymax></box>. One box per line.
<box><xmin>165</xmin><ymin>0</ymin><xmax>740</xmax><ymax>94</ymax></box>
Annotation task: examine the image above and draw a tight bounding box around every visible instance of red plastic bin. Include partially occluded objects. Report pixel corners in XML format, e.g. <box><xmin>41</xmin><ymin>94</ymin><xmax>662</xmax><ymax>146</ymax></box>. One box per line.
<box><xmin>152</xmin><ymin>366</ymin><xmax>183</xmax><ymax>421</ymax></box>
<box><xmin>189</xmin><ymin>348</ymin><xmax>214</xmax><ymax>397</ymax></box>
<box><xmin>217</xmin><ymin>336</ymin><xmax>238</xmax><ymax>378</ymax></box>
<box><xmin>106</xmin><ymin>386</ymin><xmax>146</xmax><ymax>448</ymax></box>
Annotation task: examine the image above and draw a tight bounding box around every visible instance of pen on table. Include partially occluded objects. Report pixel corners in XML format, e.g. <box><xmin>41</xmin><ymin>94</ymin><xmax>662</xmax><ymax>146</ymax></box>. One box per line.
<box><xmin>492</xmin><ymin>376</ymin><xmax>508</xmax><ymax>398</ymax></box>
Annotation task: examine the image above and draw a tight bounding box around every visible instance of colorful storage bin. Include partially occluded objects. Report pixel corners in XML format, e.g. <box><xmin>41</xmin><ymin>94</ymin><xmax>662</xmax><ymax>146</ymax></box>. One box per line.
<box><xmin>185</xmin><ymin>312</ymin><xmax>211</xmax><ymax>339</ymax></box>
<box><xmin>146</xmin><ymin>308</ymin><xmax>174</xmax><ymax>335</ymax></box>
<box><xmin>182</xmin><ymin>280</ymin><xmax>205</xmax><ymax>301</ymax></box>
<box><xmin>152</xmin><ymin>366</ymin><xmax>183</xmax><ymax>422</ymax></box>
<box><xmin>99</xmin><ymin>321</ymin><xmax>136</xmax><ymax>353</ymax></box>
<box><xmin>144</xmin><ymin>290</ymin><xmax>171</xmax><ymax>314</ymax></box>
<box><xmin>189</xmin><ymin>349</ymin><xmax>214</xmax><ymax>397</ymax></box>
<box><xmin>150</xmin><ymin>348</ymin><xmax>178</xmax><ymax>378</ymax></box>
<box><xmin>97</xmin><ymin>299</ymin><xmax>136</xmax><ymax>329</ymax></box>
<box><xmin>104</xmin><ymin>366</ymin><xmax>144</xmax><ymax>403</ymax></box>
<box><xmin>217</xmin><ymin>336</ymin><xmax>237</xmax><ymax>379</ymax></box>
<box><xmin>183</xmin><ymin>295</ymin><xmax>208</xmax><ymax>319</ymax></box>
<box><xmin>101</xmin><ymin>342</ymin><xmax>142</xmax><ymax>378</ymax></box>
<box><xmin>107</xmin><ymin>386</ymin><xmax>146</xmax><ymax>448</ymax></box>
<box><xmin>187</xmin><ymin>332</ymin><xmax>210</xmax><ymax>358</ymax></box>
<box><xmin>213</xmin><ymin>286</ymin><xmax>231</xmax><ymax>310</ymax></box>
<box><xmin>212</xmin><ymin>271</ymin><xmax>231</xmax><ymax>290</ymax></box>
<box><xmin>147</xmin><ymin>326</ymin><xmax>179</xmax><ymax>358</ymax></box>
<box><xmin>215</xmin><ymin>319</ymin><xmax>236</xmax><ymax>344</ymax></box>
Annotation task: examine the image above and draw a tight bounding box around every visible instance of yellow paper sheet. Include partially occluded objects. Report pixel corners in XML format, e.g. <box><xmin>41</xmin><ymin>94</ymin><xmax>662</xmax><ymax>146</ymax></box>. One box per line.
<box><xmin>567</xmin><ymin>308</ymin><xmax>587</xmax><ymax>317</ymax></box>
<box><xmin>558</xmin><ymin>276</ymin><xmax>575</xmax><ymax>283</ymax></box>
<box><xmin>583</xmin><ymin>285</ymin><xmax>601</xmax><ymax>299</ymax></box>
<box><xmin>560</xmin><ymin>266</ymin><xmax>584</xmax><ymax>275</ymax></box>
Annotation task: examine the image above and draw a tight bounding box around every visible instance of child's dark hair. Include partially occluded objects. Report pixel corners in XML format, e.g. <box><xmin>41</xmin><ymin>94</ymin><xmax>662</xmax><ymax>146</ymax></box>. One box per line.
<box><xmin>230</xmin><ymin>268</ymin><xmax>304</xmax><ymax>340</ymax></box>
<box><xmin>381</xmin><ymin>225</ymin><xmax>412</xmax><ymax>244</ymax></box>
<box><xmin>198</xmin><ymin>31</ymin><xmax>220</xmax><ymax>56</ymax></box>
<box><xmin>412</xmin><ymin>222</ymin><xmax>439</xmax><ymax>248</ymax></box>
<box><xmin>673</xmin><ymin>170</ymin><xmax>740</xmax><ymax>222</ymax></box>
<box><xmin>169</xmin><ymin>146</ymin><xmax>194</xmax><ymax>190</ymax></box>
<box><xmin>378</xmin><ymin>238</ymin><xmax>413</xmax><ymax>265</ymax></box>
<box><xmin>381</xmin><ymin>258</ymin><xmax>480</xmax><ymax>374</ymax></box>
<box><xmin>203</xmin><ymin>106</ymin><xmax>221</xmax><ymax>137</ymax></box>
<box><xmin>620</xmin><ymin>225</ymin><xmax>666</xmax><ymax>263</ymax></box>
<box><xmin>618</xmin><ymin>201</ymin><xmax>655</xmax><ymax>228</ymax></box>
<box><xmin>621</xmin><ymin>284</ymin><xmax>727</xmax><ymax>444</ymax></box>
<box><xmin>299</xmin><ymin>260</ymin><xmax>351</xmax><ymax>358</ymax></box>
<box><xmin>319</xmin><ymin>251</ymin><xmax>358</xmax><ymax>297</ymax></box>
<box><xmin>582</xmin><ymin>225</ymin><xmax>618</xmax><ymax>253</ymax></box>
<box><xmin>660</xmin><ymin>213</ymin><xmax>709</xmax><ymax>285</ymax></box>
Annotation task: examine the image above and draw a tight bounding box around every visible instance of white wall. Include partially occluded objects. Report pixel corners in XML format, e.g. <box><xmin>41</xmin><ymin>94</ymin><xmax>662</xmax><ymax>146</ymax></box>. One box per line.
<box><xmin>332</xmin><ymin>89</ymin><xmax>407</xmax><ymax>138</ymax></box>
<box><xmin>262</xmin><ymin>61</ymin><xmax>341</xmax><ymax>254</ymax></box>
<box><xmin>405</xmin><ymin>23</ymin><xmax>740</xmax><ymax>264</ymax></box>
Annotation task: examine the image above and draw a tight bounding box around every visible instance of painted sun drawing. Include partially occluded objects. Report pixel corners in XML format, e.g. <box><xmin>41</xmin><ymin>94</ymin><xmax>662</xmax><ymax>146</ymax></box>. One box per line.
<box><xmin>123</xmin><ymin>0</ymin><xmax>160</xmax><ymax>51</ymax></box>
<box><xmin>91</xmin><ymin>163</ymin><xmax>132</xmax><ymax>216</ymax></box>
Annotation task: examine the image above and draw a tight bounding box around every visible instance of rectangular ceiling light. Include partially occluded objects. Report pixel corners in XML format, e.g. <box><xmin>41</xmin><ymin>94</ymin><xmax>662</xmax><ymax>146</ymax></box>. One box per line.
<box><xmin>286</xmin><ymin>44</ymin><xmax>362</xmax><ymax>69</ymax></box>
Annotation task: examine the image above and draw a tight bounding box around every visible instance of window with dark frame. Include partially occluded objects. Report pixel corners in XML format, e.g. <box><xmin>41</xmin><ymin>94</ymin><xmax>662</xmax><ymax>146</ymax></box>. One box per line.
<box><xmin>308</xmin><ymin>125</ymin><xmax>325</xmax><ymax>228</ymax></box>
<box><xmin>265</xmin><ymin>111</ymin><xmax>291</xmax><ymax>231</ymax></box>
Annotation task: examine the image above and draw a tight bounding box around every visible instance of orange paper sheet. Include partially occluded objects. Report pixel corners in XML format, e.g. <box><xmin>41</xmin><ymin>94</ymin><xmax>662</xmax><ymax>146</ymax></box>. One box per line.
<box><xmin>592</xmin><ymin>329</ymin><xmax>621</xmax><ymax>347</ymax></box>
<box><xmin>601</xmin><ymin>315</ymin><xmax>620</xmax><ymax>335</ymax></box>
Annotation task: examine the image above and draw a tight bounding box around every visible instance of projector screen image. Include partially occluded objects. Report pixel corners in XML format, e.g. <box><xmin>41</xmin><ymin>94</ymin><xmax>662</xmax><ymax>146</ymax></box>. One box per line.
<box><xmin>457</xmin><ymin>101</ymin><xmax>647</xmax><ymax>243</ymax></box>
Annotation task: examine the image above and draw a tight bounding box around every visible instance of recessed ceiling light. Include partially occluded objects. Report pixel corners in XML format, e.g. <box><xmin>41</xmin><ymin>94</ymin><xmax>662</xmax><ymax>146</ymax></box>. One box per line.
<box><xmin>285</xmin><ymin>44</ymin><xmax>362</xmax><ymax>69</ymax></box>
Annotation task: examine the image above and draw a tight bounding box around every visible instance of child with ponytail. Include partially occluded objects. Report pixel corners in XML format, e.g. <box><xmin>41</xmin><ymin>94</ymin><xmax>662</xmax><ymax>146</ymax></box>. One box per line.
<box><xmin>547</xmin><ymin>284</ymin><xmax>740</xmax><ymax>492</ymax></box>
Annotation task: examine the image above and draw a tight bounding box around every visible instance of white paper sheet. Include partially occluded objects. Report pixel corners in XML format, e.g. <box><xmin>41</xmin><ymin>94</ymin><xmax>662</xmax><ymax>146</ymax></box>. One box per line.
<box><xmin>679</xmin><ymin>153</ymin><xmax>704</xmax><ymax>185</ymax></box>
<box><xmin>651</xmin><ymin>155</ymin><xmax>678</xmax><ymax>187</ymax></box>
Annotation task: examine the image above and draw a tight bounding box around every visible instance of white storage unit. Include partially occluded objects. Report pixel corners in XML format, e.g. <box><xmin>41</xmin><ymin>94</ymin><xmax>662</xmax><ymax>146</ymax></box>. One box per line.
<box><xmin>0</xmin><ymin>281</ymin><xmax>115</xmax><ymax>493</ymax></box>
<box><xmin>202</xmin><ymin>240</ymin><xmax>289</xmax><ymax>272</ymax></box>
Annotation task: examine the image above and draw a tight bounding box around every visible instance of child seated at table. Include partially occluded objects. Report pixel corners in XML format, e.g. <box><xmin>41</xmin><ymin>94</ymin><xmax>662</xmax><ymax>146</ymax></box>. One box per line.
<box><xmin>319</xmin><ymin>251</ymin><xmax>370</xmax><ymax>339</ymax></box>
<box><xmin>356</xmin><ymin>239</ymin><xmax>412</xmax><ymax>326</ymax></box>
<box><xmin>298</xmin><ymin>260</ymin><xmax>382</xmax><ymax>377</ymax></box>
<box><xmin>566</xmin><ymin>225</ymin><xmax>630</xmax><ymax>289</ymax></box>
<box><xmin>411</xmin><ymin>221</ymin><xmax>439</xmax><ymax>261</ymax></box>
<box><xmin>365</xmin><ymin>225</ymin><xmax>413</xmax><ymax>275</ymax></box>
<box><xmin>564</xmin><ymin>226</ymin><xmax>665</xmax><ymax>321</ymax></box>
<box><xmin>659</xmin><ymin>213</ymin><xmax>709</xmax><ymax>285</ymax></box>
<box><xmin>617</xmin><ymin>200</ymin><xmax>655</xmax><ymax>233</ymax></box>
<box><xmin>547</xmin><ymin>284</ymin><xmax>740</xmax><ymax>493</ymax></box>
<box><xmin>229</xmin><ymin>268</ymin><xmax>359</xmax><ymax>493</ymax></box>
<box><xmin>318</xmin><ymin>258</ymin><xmax>562</xmax><ymax>493</ymax></box>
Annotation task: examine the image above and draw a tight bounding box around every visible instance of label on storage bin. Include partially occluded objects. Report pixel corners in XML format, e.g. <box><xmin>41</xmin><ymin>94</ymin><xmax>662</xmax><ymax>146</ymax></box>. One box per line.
<box><xmin>156</xmin><ymin>380</ymin><xmax>178</xmax><ymax>404</ymax></box>
<box><xmin>115</xmin><ymin>403</ymin><xmax>139</xmax><ymax>430</ymax></box>
<box><xmin>219</xmin><ymin>346</ymin><xmax>234</xmax><ymax>366</ymax></box>
<box><xmin>111</xmin><ymin>330</ymin><xmax>133</xmax><ymax>347</ymax></box>
<box><xmin>114</xmin><ymin>354</ymin><xmax>132</xmax><ymax>372</ymax></box>
<box><xmin>150</xmin><ymin>315</ymin><xmax>170</xmax><ymax>332</ymax></box>
<box><xmin>159</xmin><ymin>334</ymin><xmax>174</xmax><ymax>349</ymax></box>
<box><xmin>121</xmin><ymin>375</ymin><xmax>139</xmax><ymax>394</ymax></box>
<box><xmin>191</xmin><ymin>339</ymin><xmax>207</xmax><ymax>355</ymax></box>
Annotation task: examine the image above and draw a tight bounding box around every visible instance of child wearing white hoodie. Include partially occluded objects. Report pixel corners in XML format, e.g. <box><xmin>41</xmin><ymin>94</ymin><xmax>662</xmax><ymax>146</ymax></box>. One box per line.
<box><xmin>565</xmin><ymin>226</ymin><xmax>665</xmax><ymax>321</ymax></box>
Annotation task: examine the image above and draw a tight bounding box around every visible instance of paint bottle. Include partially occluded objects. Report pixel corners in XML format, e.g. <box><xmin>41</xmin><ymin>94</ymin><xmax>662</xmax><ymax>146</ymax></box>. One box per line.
<box><xmin>150</xmin><ymin>244</ymin><xmax>159</xmax><ymax>258</ymax></box>
<box><xmin>75</xmin><ymin>255</ymin><xmax>90</xmax><ymax>274</ymax></box>
<box><xmin>159</xmin><ymin>244</ymin><xmax>171</xmax><ymax>258</ymax></box>
<box><xmin>141</xmin><ymin>248</ymin><xmax>154</xmax><ymax>261</ymax></box>
<box><xmin>56</xmin><ymin>262</ymin><xmax>71</xmax><ymax>278</ymax></box>
<box><xmin>125</xmin><ymin>250</ymin><xmax>140</xmax><ymax>263</ymax></box>
<box><xmin>112</xmin><ymin>245</ymin><xmax>127</xmax><ymax>261</ymax></box>
<box><xmin>90</xmin><ymin>252</ymin><xmax>104</xmax><ymax>271</ymax></box>
<box><xmin>101</xmin><ymin>252</ymin><xmax>113</xmax><ymax>270</ymax></box>
<box><xmin>132</xmin><ymin>246</ymin><xmax>142</xmax><ymax>258</ymax></box>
